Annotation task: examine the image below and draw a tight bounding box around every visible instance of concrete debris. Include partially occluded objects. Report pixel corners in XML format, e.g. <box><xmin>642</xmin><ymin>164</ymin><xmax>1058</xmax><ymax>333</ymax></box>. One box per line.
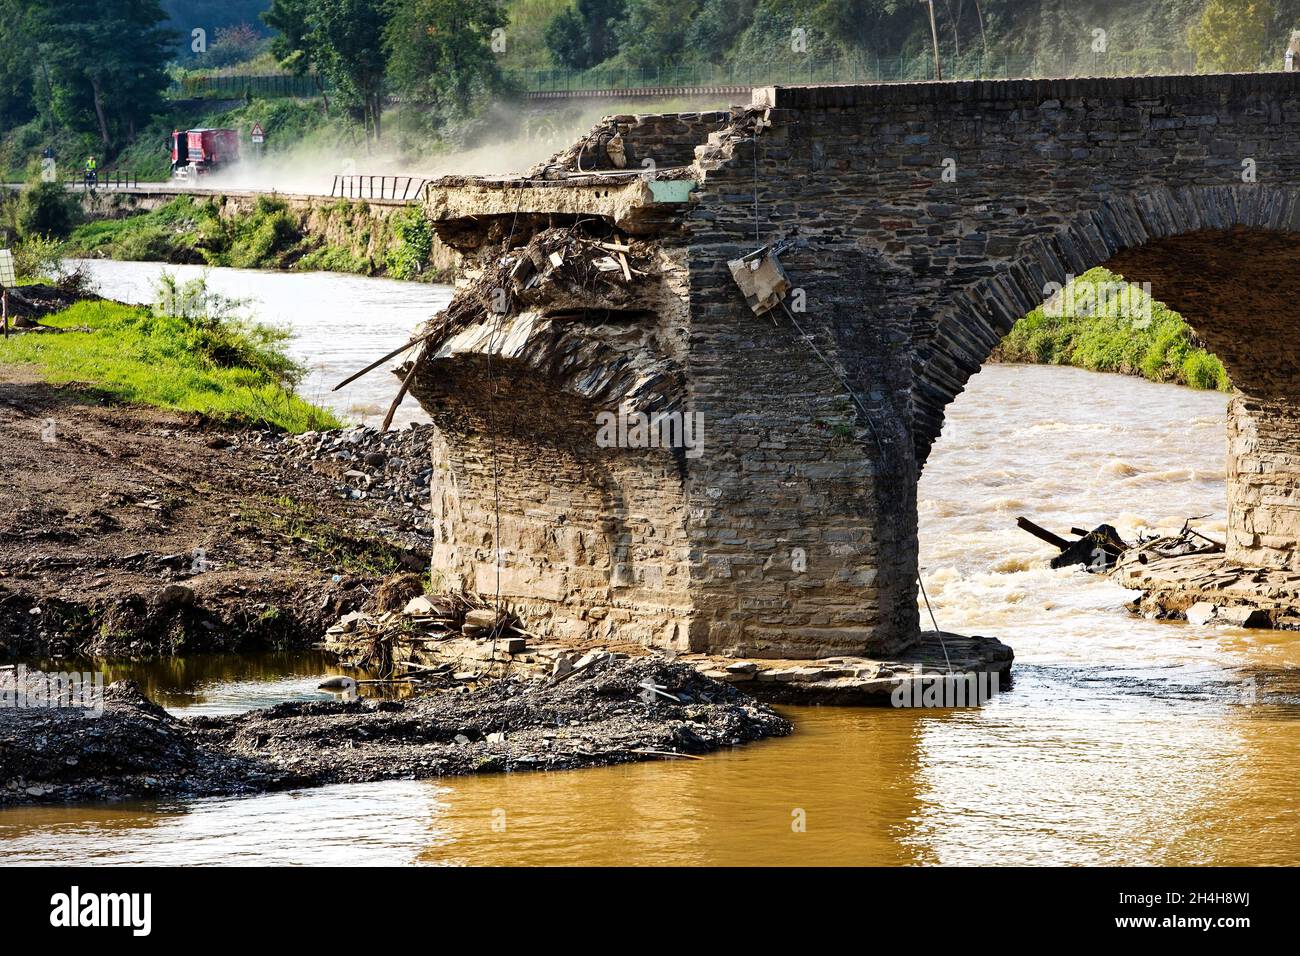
<box><xmin>1116</xmin><ymin>548</ymin><xmax>1300</xmax><ymax>630</ymax></box>
<box><xmin>325</xmin><ymin>582</ymin><xmax>529</xmax><ymax>680</ymax></box>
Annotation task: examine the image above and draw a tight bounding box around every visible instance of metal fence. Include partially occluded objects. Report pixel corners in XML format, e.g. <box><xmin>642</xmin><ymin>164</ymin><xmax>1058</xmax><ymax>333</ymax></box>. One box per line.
<box><xmin>510</xmin><ymin>56</ymin><xmax>1024</xmax><ymax>94</ymax></box>
<box><xmin>166</xmin><ymin>52</ymin><xmax>1199</xmax><ymax>104</ymax></box>
<box><xmin>330</xmin><ymin>175</ymin><xmax>429</xmax><ymax>201</ymax></box>
<box><xmin>66</xmin><ymin>170</ymin><xmax>141</xmax><ymax>190</ymax></box>
<box><xmin>507</xmin><ymin>51</ymin><xmax>1197</xmax><ymax>96</ymax></box>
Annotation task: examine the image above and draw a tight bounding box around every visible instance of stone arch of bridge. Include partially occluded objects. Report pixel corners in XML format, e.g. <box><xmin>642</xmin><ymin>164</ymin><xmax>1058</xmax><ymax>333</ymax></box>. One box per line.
<box><xmin>918</xmin><ymin>184</ymin><xmax>1300</xmax><ymax>568</ymax></box>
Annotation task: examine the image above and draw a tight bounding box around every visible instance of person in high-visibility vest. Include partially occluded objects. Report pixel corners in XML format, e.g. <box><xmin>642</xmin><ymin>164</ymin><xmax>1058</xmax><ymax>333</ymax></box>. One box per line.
<box><xmin>84</xmin><ymin>155</ymin><xmax>98</xmax><ymax>188</ymax></box>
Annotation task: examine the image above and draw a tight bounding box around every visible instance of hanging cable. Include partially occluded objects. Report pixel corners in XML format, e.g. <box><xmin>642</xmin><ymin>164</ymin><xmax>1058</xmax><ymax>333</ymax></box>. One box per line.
<box><xmin>776</xmin><ymin>298</ymin><xmax>886</xmax><ymax>464</ymax></box>
<box><xmin>916</xmin><ymin>573</ymin><xmax>953</xmax><ymax>675</ymax></box>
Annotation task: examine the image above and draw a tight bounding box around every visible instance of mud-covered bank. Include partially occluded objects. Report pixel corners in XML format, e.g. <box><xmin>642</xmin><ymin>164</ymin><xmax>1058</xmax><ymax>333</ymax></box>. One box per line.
<box><xmin>0</xmin><ymin>369</ymin><xmax>433</xmax><ymax>660</ymax></box>
<box><xmin>0</xmin><ymin>657</ymin><xmax>790</xmax><ymax>806</ymax></box>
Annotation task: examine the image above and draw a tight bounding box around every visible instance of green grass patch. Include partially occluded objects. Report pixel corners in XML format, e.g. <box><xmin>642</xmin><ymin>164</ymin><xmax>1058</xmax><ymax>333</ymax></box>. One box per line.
<box><xmin>998</xmin><ymin>266</ymin><xmax>1231</xmax><ymax>392</ymax></box>
<box><xmin>65</xmin><ymin>196</ymin><xmax>212</xmax><ymax>262</ymax></box>
<box><xmin>0</xmin><ymin>299</ymin><xmax>340</xmax><ymax>433</ymax></box>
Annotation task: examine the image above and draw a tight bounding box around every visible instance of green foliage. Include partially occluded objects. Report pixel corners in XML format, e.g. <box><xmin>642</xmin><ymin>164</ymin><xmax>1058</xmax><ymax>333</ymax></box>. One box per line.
<box><xmin>163</xmin><ymin>1</ymin><xmax>273</xmax><ymax>58</ymax></box>
<box><xmin>0</xmin><ymin>298</ymin><xmax>338</xmax><ymax>432</ymax></box>
<box><xmin>62</xmin><ymin>191</ymin><xmax>421</xmax><ymax>279</ymax></box>
<box><xmin>65</xmin><ymin>195</ymin><xmax>209</xmax><ymax>261</ymax></box>
<box><xmin>384</xmin><ymin>206</ymin><xmax>434</xmax><ymax>279</ymax></box>
<box><xmin>11</xmin><ymin>232</ymin><xmax>65</xmax><ymax>282</ymax></box>
<box><xmin>17</xmin><ymin>182</ymin><xmax>80</xmax><ymax>239</ymax></box>
<box><xmin>16</xmin><ymin>0</ymin><xmax>174</xmax><ymax>150</ymax></box>
<box><xmin>545</xmin><ymin>0</ymin><xmax>626</xmax><ymax>69</ymax></box>
<box><xmin>999</xmin><ymin>267</ymin><xmax>1231</xmax><ymax>392</ymax></box>
<box><xmin>214</xmin><ymin>195</ymin><xmax>303</xmax><ymax>268</ymax></box>
<box><xmin>384</xmin><ymin>0</ymin><xmax>508</xmax><ymax>116</ymax></box>
<box><xmin>1189</xmin><ymin>0</ymin><xmax>1275</xmax><ymax>71</ymax></box>
<box><xmin>151</xmin><ymin>270</ymin><xmax>304</xmax><ymax>386</ymax></box>
<box><xmin>265</xmin><ymin>0</ymin><xmax>387</xmax><ymax>137</ymax></box>
<box><xmin>0</xmin><ymin>0</ymin><xmax>35</xmax><ymax>128</ymax></box>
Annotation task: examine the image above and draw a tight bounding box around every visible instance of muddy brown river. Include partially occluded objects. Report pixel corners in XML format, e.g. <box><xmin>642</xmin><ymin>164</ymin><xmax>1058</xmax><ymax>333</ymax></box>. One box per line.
<box><xmin>4</xmin><ymin>262</ymin><xmax>1299</xmax><ymax>865</ymax></box>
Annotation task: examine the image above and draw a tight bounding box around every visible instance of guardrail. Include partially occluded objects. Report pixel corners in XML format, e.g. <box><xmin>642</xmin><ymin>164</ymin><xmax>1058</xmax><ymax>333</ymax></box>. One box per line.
<box><xmin>330</xmin><ymin>175</ymin><xmax>429</xmax><ymax>202</ymax></box>
<box><xmin>66</xmin><ymin>170</ymin><xmax>141</xmax><ymax>190</ymax></box>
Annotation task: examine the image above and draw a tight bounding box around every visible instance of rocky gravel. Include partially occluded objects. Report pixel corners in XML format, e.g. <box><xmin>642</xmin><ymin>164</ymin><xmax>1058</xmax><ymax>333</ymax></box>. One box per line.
<box><xmin>0</xmin><ymin>658</ymin><xmax>791</xmax><ymax>806</ymax></box>
<box><xmin>234</xmin><ymin>423</ymin><xmax>437</xmax><ymax>531</ymax></box>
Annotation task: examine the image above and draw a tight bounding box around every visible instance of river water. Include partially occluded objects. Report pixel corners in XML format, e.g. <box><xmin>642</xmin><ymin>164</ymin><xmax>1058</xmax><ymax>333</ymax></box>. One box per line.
<box><xmin>4</xmin><ymin>262</ymin><xmax>1300</xmax><ymax>865</ymax></box>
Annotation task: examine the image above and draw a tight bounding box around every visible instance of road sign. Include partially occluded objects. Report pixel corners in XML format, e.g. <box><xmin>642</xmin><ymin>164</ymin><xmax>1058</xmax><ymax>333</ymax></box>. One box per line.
<box><xmin>250</xmin><ymin>122</ymin><xmax>265</xmax><ymax>144</ymax></box>
<box><xmin>0</xmin><ymin>249</ymin><xmax>15</xmax><ymax>287</ymax></box>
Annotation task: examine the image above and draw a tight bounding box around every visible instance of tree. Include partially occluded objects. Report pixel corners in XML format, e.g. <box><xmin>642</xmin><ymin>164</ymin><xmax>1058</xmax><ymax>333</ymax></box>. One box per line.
<box><xmin>18</xmin><ymin>0</ymin><xmax>173</xmax><ymax>150</ymax></box>
<box><xmin>314</xmin><ymin>0</ymin><xmax>388</xmax><ymax>138</ymax></box>
<box><xmin>265</xmin><ymin>0</ymin><xmax>388</xmax><ymax>139</ymax></box>
<box><xmin>385</xmin><ymin>0</ymin><xmax>507</xmax><ymax>115</ymax></box>
<box><xmin>1189</xmin><ymin>0</ymin><xmax>1275</xmax><ymax>72</ymax></box>
<box><xmin>0</xmin><ymin>0</ymin><xmax>35</xmax><ymax>128</ymax></box>
<box><xmin>615</xmin><ymin>0</ymin><xmax>702</xmax><ymax>68</ymax></box>
<box><xmin>685</xmin><ymin>0</ymin><xmax>756</xmax><ymax>63</ymax></box>
<box><xmin>206</xmin><ymin>22</ymin><xmax>265</xmax><ymax>68</ymax></box>
<box><xmin>262</xmin><ymin>0</ymin><xmax>329</xmax><ymax>112</ymax></box>
<box><xmin>545</xmin><ymin>0</ymin><xmax>626</xmax><ymax>70</ymax></box>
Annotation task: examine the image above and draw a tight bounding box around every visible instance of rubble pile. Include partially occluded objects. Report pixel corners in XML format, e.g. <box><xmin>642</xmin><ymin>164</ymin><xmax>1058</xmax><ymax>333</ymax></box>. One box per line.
<box><xmin>427</xmin><ymin>224</ymin><xmax>658</xmax><ymax>344</ymax></box>
<box><xmin>326</xmin><ymin>590</ymin><xmax>532</xmax><ymax>680</ymax></box>
<box><xmin>236</xmin><ymin>423</ymin><xmax>436</xmax><ymax>524</ymax></box>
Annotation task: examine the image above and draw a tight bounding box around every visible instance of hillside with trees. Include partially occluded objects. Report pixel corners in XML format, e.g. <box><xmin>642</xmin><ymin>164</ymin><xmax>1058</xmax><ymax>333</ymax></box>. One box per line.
<box><xmin>2</xmin><ymin>0</ymin><xmax>1299</xmax><ymax>176</ymax></box>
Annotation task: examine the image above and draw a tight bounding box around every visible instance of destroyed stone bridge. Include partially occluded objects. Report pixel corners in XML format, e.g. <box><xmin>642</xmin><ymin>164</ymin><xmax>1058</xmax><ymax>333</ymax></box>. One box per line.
<box><xmin>407</xmin><ymin>71</ymin><xmax>1300</xmax><ymax>660</ymax></box>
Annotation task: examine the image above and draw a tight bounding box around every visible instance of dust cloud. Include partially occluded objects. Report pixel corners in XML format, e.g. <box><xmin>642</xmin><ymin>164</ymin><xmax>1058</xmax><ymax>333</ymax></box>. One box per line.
<box><xmin>201</xmin><ymin>95</ymin><xmax>733</xmax><ymax>196</ymax></box>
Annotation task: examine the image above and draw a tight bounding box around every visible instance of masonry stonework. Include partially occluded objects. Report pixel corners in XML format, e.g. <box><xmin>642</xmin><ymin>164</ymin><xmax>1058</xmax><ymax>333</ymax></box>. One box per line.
<box><xmin>410</xmin><ymin>72</ymin><xmax>1300</xmax><ymax>656</ymax></box>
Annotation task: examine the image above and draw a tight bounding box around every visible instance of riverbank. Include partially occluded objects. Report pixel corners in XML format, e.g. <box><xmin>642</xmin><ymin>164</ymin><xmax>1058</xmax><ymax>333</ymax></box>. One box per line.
<box><xmin>994</xmin><ymin>266</ymin><xmax>1230</xmax><ymax>391</ymax></box>
<box><xmin>0</xmin><ymin>657</ymin><xmax>790</xmax><ymax>806</ymax></box>
<box><xmin>0</xmin><ymin>364</ymin><xmax>430</xmax><ymax>660</ymax></box>
<box><xmin>0</xmin><ymin>298</ymin><xmax>338</xmax><ymax>433</ymax></box>
<box><xmin>62</xmin><ymin>193</ymin><xmax>455</xmax><ymax>282</ymax></box>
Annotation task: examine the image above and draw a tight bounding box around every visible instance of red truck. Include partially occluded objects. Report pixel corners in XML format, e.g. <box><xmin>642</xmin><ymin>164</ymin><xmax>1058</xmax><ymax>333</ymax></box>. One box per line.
<box><xmin>170</xmin><ymin>128</ymin><xmax>241</xmax><ymax>180</ymax></box>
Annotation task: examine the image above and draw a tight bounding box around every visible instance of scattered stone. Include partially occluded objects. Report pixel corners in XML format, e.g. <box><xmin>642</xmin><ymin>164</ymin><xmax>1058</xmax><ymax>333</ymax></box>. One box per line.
<box><xmin>318</xmin><ymin>676</ymin><xmax>357</xmax><ymax>691</ymax></box>
<box><xmin>464</xmin><ymin>608</ymin><xmax>502</xmax><ymax>630</ymax></box>
<box><xmin>1217</xmin><ymin>605</ymin><xmax>1272</xmax><ymax>628</ymax></box>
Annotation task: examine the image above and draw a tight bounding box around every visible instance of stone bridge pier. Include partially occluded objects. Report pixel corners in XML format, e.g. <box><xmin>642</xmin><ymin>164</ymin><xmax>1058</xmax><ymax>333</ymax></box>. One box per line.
<box><xmin>411</xmin><ymin>72</ymin><xmax>1300</xmax><ymax>659</ymax></box>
